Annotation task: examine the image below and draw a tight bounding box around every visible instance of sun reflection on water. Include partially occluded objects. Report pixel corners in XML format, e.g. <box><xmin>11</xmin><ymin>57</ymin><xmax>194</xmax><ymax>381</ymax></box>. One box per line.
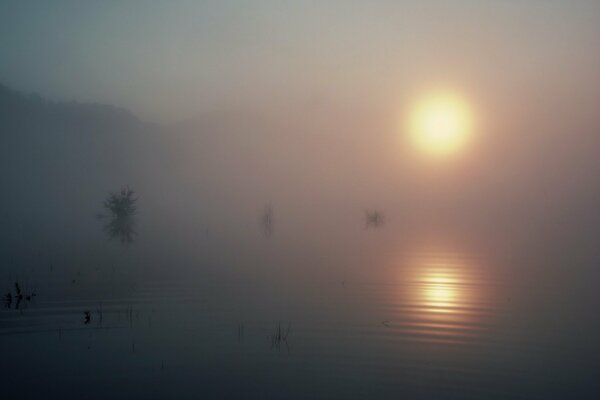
<box><xmin>392</xmin><ymin>249</ymin><xmax>491</xmax><ymax>330</ymax></box>
<box><xmin>422</xmin><ymin>271</ymin><xmax>458</xmax><ymax>310</ymax></box>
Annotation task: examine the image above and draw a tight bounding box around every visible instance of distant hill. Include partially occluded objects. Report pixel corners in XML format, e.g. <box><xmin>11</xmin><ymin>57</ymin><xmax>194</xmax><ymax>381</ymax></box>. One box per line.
<box><xmin>0</xmin><ymin>83</ymin><xmax>139</xmax><ymax>128</ymax></box>
<box><xmin>0</xmin><ymin>83</ymin><xmax>161</xmax><ymax>251</ymax></box>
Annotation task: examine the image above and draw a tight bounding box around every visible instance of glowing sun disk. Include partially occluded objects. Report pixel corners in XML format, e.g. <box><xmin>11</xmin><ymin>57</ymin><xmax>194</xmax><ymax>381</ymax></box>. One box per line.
<box><xmin>408</xmin><ymin>92</ymin><xmax>474</xmax><ymax>157</ymax></box>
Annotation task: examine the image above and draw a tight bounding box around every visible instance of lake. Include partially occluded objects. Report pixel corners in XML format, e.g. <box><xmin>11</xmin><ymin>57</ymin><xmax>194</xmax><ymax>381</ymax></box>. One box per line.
<box><xmin>2</xmin><ymin>225</ymin><xmax>599</xmax><ymax>399</ymax></box>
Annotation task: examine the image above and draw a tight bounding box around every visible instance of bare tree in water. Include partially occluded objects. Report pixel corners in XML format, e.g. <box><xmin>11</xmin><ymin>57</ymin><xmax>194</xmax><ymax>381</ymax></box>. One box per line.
<box><xmin>98</xmin><ymin>186</ymin><xmax>137</xmax><ymax>243</ymax></box>
<box><xmin>364</xmin><ymin>209</ymin><xmax>384</xmax><ymax>229</ymax></box>
<box><xmin>261</xmin><ymin>204</ymin><xmax>274</xmax><ymax>237</ymax></box>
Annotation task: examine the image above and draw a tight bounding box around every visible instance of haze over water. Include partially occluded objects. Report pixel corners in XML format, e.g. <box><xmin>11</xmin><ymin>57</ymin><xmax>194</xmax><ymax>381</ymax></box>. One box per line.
<box><xmin>1</xmin><ymin>1</ymin><xmax>600</xmax><ymax>399</ymax></box>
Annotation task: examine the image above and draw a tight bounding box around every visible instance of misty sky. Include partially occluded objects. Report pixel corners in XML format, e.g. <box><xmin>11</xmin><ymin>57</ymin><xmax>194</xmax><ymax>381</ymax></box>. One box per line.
<box><xmin>1</xmin><ymin>0</ymin><xmax>599</xmax><ymax>121</ymax></box>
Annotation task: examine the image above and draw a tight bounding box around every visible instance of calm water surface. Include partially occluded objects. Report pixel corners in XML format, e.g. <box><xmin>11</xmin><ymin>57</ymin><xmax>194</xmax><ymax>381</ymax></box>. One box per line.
<box><xmin>1</xmin><ymin>237</ymin><xmax>599</xmax><ymax>399</ymax></box>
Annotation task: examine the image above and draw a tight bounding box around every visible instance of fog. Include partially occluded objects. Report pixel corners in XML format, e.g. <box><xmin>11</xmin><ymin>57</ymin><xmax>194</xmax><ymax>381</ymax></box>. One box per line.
<box><xmin>1</xmin><ymin>2</ymin><xmax>600</xmax><ymax>399</ymax></box>
<box><xmin>2</xmin><ymin>76</ymin><xmax>599</xmax><ymax>285</ymax></box>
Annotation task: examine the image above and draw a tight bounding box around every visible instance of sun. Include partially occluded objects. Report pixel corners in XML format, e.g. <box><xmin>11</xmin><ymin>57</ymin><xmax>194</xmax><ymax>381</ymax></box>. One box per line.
<box><xmin>407</xmin><ymin>92</ymin><xmax>474</xmax><ymax>157</ymax></box>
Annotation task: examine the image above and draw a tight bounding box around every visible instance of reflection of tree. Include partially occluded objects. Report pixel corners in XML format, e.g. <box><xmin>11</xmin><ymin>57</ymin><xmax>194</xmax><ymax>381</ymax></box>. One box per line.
<box><xmin>99</xmin><ymin>187</ymin><xmax>137</xmax><ymax>244</ymax></box>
